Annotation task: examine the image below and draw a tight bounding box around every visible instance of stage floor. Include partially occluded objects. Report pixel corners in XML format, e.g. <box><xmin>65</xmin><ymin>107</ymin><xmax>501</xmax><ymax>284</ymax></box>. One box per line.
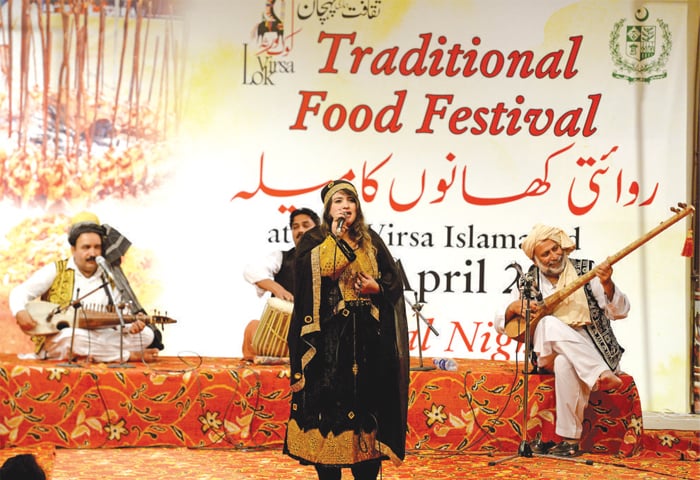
<box><xmin>1</xmin><ymin>437</ymin><xmax>698</xmax><ymax>480</ymax></box>
<box><xmin>0</xmin><ymin>354</ymin><xmax>655</xmax><ymax>457</ymax></box>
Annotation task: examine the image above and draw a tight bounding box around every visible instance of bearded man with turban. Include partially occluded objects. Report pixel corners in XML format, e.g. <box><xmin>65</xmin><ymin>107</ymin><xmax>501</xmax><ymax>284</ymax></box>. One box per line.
<box><xmin>283</xmin><ymin>180</ymin><xmax>409</xmax><ymax>480</ymax></box>
<box><xmin>10</xmin><ymin>212</ymin><xmax>162</xmax><ymax>363</ymax></box>
<box><xmin>494</xmin><ymin>224</ymin><xmax>630</xmax><ymax>457</ymax></box>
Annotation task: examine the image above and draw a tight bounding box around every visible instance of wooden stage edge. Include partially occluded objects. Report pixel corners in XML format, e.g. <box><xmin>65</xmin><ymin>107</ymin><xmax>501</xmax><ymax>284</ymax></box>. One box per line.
<box><xmin>0</xmin><ymin>354</ymin><xmax>646</xmax><ymax>457</ymax></box>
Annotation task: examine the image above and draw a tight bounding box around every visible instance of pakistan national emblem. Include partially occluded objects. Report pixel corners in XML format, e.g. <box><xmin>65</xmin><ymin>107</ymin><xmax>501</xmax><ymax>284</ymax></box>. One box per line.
<box><xmin>609</xmin><ymin>7</ymin><xmax>671</xmax><ymax>82</ymax></box>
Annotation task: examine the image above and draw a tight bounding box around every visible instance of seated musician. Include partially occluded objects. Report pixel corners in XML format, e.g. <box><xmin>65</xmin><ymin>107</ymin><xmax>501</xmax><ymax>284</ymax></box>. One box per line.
<box><xmin>241</xmin><ymin>207</ymin><xmax>320</xmax><ymax>359</ymax></box>
<box><xmin>9</xmin><ymin>212</ymin><xmax>162</xmax><ymax>363</ymax></box>
<box><xmin>494</xmin><ymin>224</ymin><xmax>630</xmax><ymax>457</ymax></box>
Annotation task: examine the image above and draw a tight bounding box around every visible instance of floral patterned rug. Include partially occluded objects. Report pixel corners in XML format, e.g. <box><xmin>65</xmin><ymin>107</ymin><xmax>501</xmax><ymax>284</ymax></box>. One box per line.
<box><xmin>1</xmin><ymin>440</ymin><xmax>696</xmax><ymax>480</ymax></box>
<box><xmin>0</xmin><ymin>355</ymin><xmax>646</xmax><ymax>456</ymax></box>
<box><xmin>0</xmin><ymin>355</ymin><xmax>697</xmax><ymax>479</ymax></box>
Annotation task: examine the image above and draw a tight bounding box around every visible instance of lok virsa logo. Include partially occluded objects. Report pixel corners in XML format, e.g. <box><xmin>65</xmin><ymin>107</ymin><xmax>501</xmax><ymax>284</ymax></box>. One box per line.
<box><xmin>609</xmin><ymin>7</ymin><xmax>671</xmax><ymax>83</ymax></box>
<box><xmin>244</xmin><ymin>0</ymin><xmax>295</xmax><ymax>86</ymax></box>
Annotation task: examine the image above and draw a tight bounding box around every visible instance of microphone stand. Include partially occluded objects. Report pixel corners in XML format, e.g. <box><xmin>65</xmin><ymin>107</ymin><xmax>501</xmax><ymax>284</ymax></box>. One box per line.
<box><xmin>406</xmin><ymin>291</ymin><xmax>437</xmax><ymax>371</ymax></box>
<box><xmin>489</xmin><ymin>266</ymin><xmax>594</xmax><ymax>467</ymax></box>
<box><xmin>396</xmin><ymin>259</ymin><xmax>439</xmax><ymax>371</ymax></box>
<box><xmin>57</xmin><ymin>288</ymin><xmax>82</xmax><ymax>368</ymax></box>
<box><xmin>101</xmin><ymin>274</ymin><xmax>133</xmax><ymax>369</ymax></box>
<box><xmin>489</xmin><ymin>274</ymin><xmax>535</xmax><ymax>465</ymax></box>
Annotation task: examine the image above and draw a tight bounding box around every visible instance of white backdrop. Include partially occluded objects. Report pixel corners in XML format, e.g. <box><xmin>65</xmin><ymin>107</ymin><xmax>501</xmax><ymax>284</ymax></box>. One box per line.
<box><xmin>0</xmin><ymin>0</ymin><xmax>696</xmax><ymax>413</ymax></box>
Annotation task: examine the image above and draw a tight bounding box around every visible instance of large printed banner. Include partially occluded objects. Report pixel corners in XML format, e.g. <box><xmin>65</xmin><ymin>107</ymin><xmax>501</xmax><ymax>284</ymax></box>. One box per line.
<box><xmin>0</xmin><ymin>1</ymin><xmax>693</xmax><ymax>412</ymax></box>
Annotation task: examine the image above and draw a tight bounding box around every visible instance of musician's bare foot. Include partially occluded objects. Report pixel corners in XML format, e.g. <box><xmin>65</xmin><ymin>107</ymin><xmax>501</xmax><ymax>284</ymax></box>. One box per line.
<box><xmin>594</xmin><ymin>370</ymin><xmax>622</xmax><ymax>392</ymax></box>
<box><xmin>129</xmin><ymin>348</ymin><xmax>160</xmax><ymax>362</ymax></box>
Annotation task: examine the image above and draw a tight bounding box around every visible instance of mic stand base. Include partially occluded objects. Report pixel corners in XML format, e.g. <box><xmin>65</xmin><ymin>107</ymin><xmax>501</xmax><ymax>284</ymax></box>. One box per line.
<box><xmin>56</xmin><ymin>361</ymin><xmax>82</xmax><ymax>368</ymax></box>
<box><xmin>108</xmin><ymin>363</ymin><xmax>135</xmax><ymax>369</ymax></box>
<box><xmin>411</xmin><ymin>365</ymin><xmax>436</xmax><ymax>372</ymax></box>
<box><xmin>408</xmin><ymin>299</ymin><xmax>435</xmax><ymax>372</ymax></box>
<box><xmin>488</xmin><ymin>441</ymin><xmax>532</xmax><ymax>465</ymax></box>
<box><xmin>108</xmin><ymin>326</ymin><xmax>135</xmax><ymax>369</ymax></box>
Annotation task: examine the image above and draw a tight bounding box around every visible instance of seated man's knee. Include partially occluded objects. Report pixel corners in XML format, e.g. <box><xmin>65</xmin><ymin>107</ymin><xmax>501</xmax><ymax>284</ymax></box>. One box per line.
<box><xmin>553</xmin><ymin>354</ymin><xmax>574</xmax><ymax>375</ymax></box>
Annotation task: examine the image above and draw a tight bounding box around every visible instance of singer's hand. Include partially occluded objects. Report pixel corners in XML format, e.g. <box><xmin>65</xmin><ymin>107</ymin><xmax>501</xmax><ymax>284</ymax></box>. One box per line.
<box><xmin>355</xmin><ymin>272</ymin><xmax>380</xmax><ymax>295</ymax></box>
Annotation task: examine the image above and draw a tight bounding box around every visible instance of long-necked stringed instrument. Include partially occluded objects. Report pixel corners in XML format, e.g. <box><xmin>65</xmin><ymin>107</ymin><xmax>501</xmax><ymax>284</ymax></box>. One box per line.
<box><xmin>25</xmin><ymin>300</ymin><xmax>177</xmax><ymax>336</ymax></box>
<box><xmin>504</xmin><ymin>202</ymin><xmax>695</xmax><ymax>342</ymax></box>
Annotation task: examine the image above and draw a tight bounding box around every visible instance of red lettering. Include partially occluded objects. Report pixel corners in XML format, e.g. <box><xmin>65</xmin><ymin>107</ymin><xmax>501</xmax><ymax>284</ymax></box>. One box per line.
<box><xmin>348</xmin><ymin>105</ymin><xmax>373</xmax><ymax>132</ymax></box>
<box><xmin>317</xmin><ymin>32</ymin><xmax>356</xmax><ymax>73</ymax></box>
<box><xmin>447</xmin><ymin>107</ymin><xmax>472</xmax><ymax>134</ymax></box>
<box><xmin>369</xmin><ymin>47</ymin><xmax>397</xmax><ymax>75</ymax></box>
<box><xmin>564</xmin><ymin>35</ymin><xmax>583</xmax><ymax>79</ymax></box>
<box><xmin>398</xmin><ymin>33</ymin><xmax>432</xmax><ymax>76</ymax></box>
<box><xmin>290</xmin><ymin>91</ymin><xmax>327</xmax><ymax>130</ymax></box>
<box><xmin>324</xmin><ymin>104</ymin><xmax>347</xmax><ymax>131</ymax></box>
<box><xmin>416</xmin><ymin>94</ymin><xmax>453</xmax><ymax>133</ymax></box>
<box><xmin>480</xmin><ymin>50</ymin><xmax>505</xmax><ymax>77</ymax></box>
<box><xmin>524</xmin><ymin>108</ymin><xmax>555</xmax><ymax>136</ymax></box>
<box><xmin>582</xmin><ymin>93</ymin><xmax>601</xmax><ymax>136</ymax></box>
<box><xmin>505</xmin><ymin>95</ymin><xmax>525</xmax><ymax>135</ymax></box>
<box><xmin>317</xmin><ymin>32</ymin><xmax>581</xmax><ymax>80</ymax></box>
<box><xmin>291</xmin><ymin>91</ymin><xmax>406</xmax><ymax>133</ymax></box>
<box><xmin>470</xmin><ymin>107</ymin><xmax>490</xmax><ymax>135</ymax></box>
<box><xmin>506</xmin><ymin>50</ymin><xmax>535</xmax><ymax>77</ymax></box>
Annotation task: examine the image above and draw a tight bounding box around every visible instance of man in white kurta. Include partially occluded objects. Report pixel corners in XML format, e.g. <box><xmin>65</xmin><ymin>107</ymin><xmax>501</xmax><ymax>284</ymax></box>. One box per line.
<box><xmin>494</xmin><ymin>224</ymin><xmax>630</xmax><ymax>457</ymax></box>
<box><xmin>10</xmin><ymin>213</ymin><xmax>157</xmax><ymax>363</ymax></box>
<box><xmin>241</xmin><ymin>207</ymin><xmax>319</xmax><ymax>359</ymax></box>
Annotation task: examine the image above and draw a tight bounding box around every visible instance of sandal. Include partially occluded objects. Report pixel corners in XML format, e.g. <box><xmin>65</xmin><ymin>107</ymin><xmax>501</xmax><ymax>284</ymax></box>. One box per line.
<box><xmin>529</xmin><ymin>432</ymin><xmax>556</xmax><ymax>454</ymax></box>
<box><xmin>548</xmin><ymin>440</ymin><xmax>580</xmax><ymax>457</ymax></box>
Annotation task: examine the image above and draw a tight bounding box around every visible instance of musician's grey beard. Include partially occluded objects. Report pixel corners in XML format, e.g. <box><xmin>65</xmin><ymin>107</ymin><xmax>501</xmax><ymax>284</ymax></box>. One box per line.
<box><xmin>535</xmin><ymin>251</ymin><xmax>568</xmax><ymax>278</ymax></box>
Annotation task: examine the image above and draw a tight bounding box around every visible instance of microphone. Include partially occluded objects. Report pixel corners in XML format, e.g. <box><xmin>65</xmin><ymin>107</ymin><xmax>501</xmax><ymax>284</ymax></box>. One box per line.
<box><xmin>95</xmin><ymin>255</ymin><xmax>116</xmax><ymax>282</ymax></box>
<box><xmin>336</xmin><ymin>214</ymin><xmax>346</xmax><ymax>234</ymax></box>
<box><xmin>523</xmin><ymin>270</ymin><xmax>544</xmax><ymax>305</ymax></box>
<box><xmin>96</xmin><ymin>255</ymin><xmax>130</xmax><ymax>303</ymax></box>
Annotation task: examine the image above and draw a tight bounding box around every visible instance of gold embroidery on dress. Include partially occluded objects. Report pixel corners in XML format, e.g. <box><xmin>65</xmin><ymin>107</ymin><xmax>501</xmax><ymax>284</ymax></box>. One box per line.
<box><xmin>295</xmin><ymin>235</ymin><xmax>382</xmax><ymax>393</ymax></box>
<box><xmin>285</xmin><ymin>418</ymin><xmax>398</xmax><ymax>465</ymax></box>
<box><xmin>336</xmin><ymin>246</ymin><xmax>377</xmax><ymax>301</ymax></box>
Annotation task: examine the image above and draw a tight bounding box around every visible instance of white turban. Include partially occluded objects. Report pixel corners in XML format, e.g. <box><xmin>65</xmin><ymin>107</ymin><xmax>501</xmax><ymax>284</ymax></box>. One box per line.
<box><xmin>521</xmin><ymin>224</ymin><xmax>575</xmax><ymax>259</ymax></box>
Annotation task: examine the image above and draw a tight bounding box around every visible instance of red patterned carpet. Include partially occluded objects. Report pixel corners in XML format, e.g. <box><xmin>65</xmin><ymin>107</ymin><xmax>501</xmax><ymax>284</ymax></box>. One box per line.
<box><xmin>0</xmin><ymin>441</ymin><xmax>697</xmax><ymax>479</ymax></box>
<box><xmin>0</xmin><ymin>355</ymin><xmax>648</xmax><ymax>455</ymax></box>
<box><xmin>0</xmin><ymin>354</ymin><xmax>697</xmax><ymax>478</ymax></box>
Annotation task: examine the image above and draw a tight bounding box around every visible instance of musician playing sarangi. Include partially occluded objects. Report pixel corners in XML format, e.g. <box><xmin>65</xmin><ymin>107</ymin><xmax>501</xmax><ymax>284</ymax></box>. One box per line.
<box><xmin>494</xmin><ymin>224</ymin><xmax>630</xmax><ymax>457</ymax></box>
<box><xmin>9</xmin><ymin>212</ymin><xmax>162</xmax><ymax>363</ymax></box>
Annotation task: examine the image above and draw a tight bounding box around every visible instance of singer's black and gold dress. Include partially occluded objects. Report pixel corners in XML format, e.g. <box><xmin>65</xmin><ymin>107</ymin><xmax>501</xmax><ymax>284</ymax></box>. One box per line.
<box><xmin>283</xmin><ymin>226</ymin><xmax>409</xmax><ymax>469</ymax></box>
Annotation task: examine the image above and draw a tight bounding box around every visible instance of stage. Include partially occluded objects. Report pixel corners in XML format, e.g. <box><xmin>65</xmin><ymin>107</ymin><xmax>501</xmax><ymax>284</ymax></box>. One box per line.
<box><xmin>0</xmin><ymin>354</ymin><xmax>651</xmax><ymax>456</ymax></box>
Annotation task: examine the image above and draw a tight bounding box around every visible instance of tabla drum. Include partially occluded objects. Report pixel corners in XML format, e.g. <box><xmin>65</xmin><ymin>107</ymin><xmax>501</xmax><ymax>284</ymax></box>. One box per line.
<box><xmin>252</xmin><ymin>297</ymin><xmax>293</xmax><ymax>357</ymax></box>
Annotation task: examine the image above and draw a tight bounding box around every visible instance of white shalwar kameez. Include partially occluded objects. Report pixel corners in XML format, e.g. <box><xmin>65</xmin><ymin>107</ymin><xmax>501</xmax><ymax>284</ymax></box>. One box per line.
<box><xmin>10</xmin><ymin>258</ymin><xmax>154</xmax><ymax>363</ymax></box>
<box><xmin>494</xmin><ymin>272</ymin><xmax>630</xmax><ymax>439</ymax></box>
